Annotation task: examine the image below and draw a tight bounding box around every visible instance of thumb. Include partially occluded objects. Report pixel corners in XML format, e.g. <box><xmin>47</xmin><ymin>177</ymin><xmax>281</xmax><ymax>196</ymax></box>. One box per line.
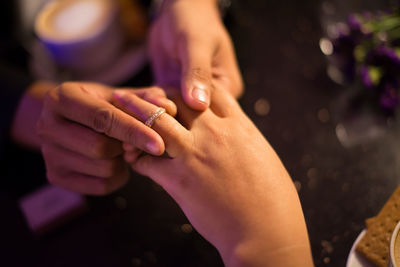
<box><xmin>179</xmin><ymin>37</ymin><xmax>213</xmax><ymax>111</ymax></box>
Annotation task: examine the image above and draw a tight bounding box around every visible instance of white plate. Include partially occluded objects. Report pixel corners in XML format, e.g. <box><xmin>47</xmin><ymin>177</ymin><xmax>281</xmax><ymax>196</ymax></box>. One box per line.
<box><xmin>346</xmin><ymin>230</ymin><xmax>375</xmax><ymax>267</ymax></box>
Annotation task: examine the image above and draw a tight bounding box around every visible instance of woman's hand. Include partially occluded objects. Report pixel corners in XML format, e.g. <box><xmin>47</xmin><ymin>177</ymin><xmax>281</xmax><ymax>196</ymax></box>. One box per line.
<box><xmin>112</xmin><ymin>87</ymin><xmax>313</xmax><ymax>267</ymax></box>
<box><xmin>149</xmin><ymin>0</ymin><xmax>243</xmax><ymax>110</ymax></box>
<box><xmin>37</xmin><ymin>82</ymin><xmax>176</xmax><ymax>195</ymax></box>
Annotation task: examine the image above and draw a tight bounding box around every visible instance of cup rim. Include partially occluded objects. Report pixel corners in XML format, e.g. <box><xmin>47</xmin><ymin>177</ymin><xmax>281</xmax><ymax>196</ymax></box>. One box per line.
<box><xmin>34</xmin><ymin>0</ymin><xmax>117</xmax><ymax>44</ymax></box>
<box><xmin>390</xmin><ymin>221</ymin><xmax>400</xmax><ymax>267</ymax></box>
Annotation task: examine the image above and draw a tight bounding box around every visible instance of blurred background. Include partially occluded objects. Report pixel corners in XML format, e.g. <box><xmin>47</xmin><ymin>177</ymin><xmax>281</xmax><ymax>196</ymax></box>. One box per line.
<box><xmin>1</xmin><ymin>0</ymin><xmax>399</xmax><ymax>266</ymax></box>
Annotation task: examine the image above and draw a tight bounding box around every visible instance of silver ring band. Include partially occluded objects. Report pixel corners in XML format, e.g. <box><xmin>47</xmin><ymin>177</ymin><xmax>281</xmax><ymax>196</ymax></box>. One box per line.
<box><xmin>145</xmin><ymin>107</ymin><xmax>166</xmax><ymax>128</ymax></box>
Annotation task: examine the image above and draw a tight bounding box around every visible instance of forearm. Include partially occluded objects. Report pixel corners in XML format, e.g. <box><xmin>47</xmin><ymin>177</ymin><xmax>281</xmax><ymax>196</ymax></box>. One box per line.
<box><xmin>226</xmin><ymin>222</ymin><xmax>314</xmax><ymax>266</ymax></box>
<box><xmin>226</xmin><ymin>221</ymin><xmax>314</xmax><ymax>267</ymax></box>
<box><xmin>228</xmin><ymin>241</ymin><xmax>313</xmax><ymax>267</ymax></box>
<box><xmin>220</xmin><ymin>182</ymin><xmax>314</xmax><ymax>267</ymax></box>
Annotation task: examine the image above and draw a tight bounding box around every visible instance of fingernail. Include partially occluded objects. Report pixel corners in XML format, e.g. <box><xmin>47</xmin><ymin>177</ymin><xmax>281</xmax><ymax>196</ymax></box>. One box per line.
<box><xmin>192</xmin><ymin>87</ymin><xmax>209</xmax><ymax>105</ymax></box>
<box><xmin>146</xmin><ymin>141</ymin><xmax>161</xmax><ymax>155</ymax></box>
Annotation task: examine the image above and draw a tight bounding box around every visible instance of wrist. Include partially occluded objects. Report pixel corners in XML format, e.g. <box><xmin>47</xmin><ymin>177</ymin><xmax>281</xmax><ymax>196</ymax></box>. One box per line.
<box><xmin>224</xmin><ymin>240</ymin><xmax>314</xmax><ymax>267</ymax></box>
<box><xmin>11</xmin><ymin>80</ymin><xmax>56</xmax><ymax>150</ymax></box>
<box><xmin>216</xmin><ymin>186</ymin><xmax>314</xmax><ymax>267</ymax></box>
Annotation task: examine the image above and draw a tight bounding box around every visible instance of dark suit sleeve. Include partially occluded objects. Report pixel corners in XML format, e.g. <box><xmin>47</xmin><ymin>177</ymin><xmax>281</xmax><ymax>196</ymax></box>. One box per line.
<box><xmin>0</xmin><ymin>0</ymin><xmax>34</xmax><ymax>156</ymax></box>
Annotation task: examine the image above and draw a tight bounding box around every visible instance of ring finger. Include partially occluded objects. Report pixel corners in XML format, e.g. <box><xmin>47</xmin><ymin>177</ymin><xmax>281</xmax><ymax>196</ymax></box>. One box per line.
<box><xmin>112</xmin><ymin>92</ymin><xmax>190</xmax><ymax>158</ymax></box>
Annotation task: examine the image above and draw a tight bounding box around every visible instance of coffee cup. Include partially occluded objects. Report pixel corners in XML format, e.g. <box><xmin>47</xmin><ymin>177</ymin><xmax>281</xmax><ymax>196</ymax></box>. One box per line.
<box><xmin>34</xmin><ymin>0</ymin><xmax>123</xmax><ymax>77</ymax></box>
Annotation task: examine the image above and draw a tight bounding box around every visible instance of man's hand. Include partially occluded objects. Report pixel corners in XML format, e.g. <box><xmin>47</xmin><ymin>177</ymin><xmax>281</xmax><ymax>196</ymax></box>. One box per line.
<box><xmin>37</xmin><ymin>82</ymin><xmax>176</xmax><ymax>195</ymax></box>
<box><xmin>149</xmin><ymin>0</ymin><xmax>243</xmax><ymax>110</ymax></box>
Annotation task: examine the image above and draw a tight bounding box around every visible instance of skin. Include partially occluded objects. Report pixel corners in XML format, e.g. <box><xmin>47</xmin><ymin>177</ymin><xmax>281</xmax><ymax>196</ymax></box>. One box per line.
<box><xmin>36</xmin><ymin>82</ymin><xmax>176</xmax><ymax>195</ymax></box>
<box><xmin>11</xmin><ymin>1</ymin><xmax>311</xmax><ymax>264</ymax></box>
<box><xmin>112</xmin><ymin>87</ymin><xmax>314</xmax><ymax>267</ymax></box>
<box><xmin>11</xmin><ymin>80</ymin><xmax>57</xmax><ymax>150</ymax></box>
<box><xmin>149</xmin><ymin>0</ymin><xmax>243</xmax><ymax>109</ymax></box>
<box><xmin>12</xmin><ymin>0</ymin><xmax>243</xmax><ymax>195</ymax></box>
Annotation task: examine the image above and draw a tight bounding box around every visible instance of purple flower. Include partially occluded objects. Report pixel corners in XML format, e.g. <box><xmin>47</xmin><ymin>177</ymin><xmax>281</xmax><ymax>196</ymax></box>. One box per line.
<box><xmin>324</xmin><ymin>8</ymin><xmax>400</xmax><ymax>115</ymax></box>
<box><xmin>360</xmin><ymin>66</ymin><xmax>373</xmax><ymax>87</ymax></box>
<box><xmin>365</xmin><ymin>45</ymin><xmax>400</xmax><ymax>68</ymax></box>
<box><xmin>376</xmin><ymin>46</ymin><xmax>400</xmax><ymax>65</ymax></box>
<box><xmin>347</xmin><ymin>15</ymin><xmax>361</xmax><ymax>30</ymax></box>
<box><xmin>380</xmin><ymin>83</ymin><xmax>400</xmax><ymax>111</ymax></box>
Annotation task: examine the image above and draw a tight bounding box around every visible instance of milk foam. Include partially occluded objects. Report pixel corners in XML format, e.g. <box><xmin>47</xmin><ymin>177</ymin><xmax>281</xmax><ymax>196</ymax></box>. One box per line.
<box><xmin>52</xmin><ymin>1</ymin><xmax>102</xmax><ymax>36</ymax></box>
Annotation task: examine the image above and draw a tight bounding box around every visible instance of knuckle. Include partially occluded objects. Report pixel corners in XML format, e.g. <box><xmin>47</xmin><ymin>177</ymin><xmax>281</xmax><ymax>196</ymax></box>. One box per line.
<box><xmin>148</xmin><ymin>87</ymin><xmax>165</xmax><ymax>97</ymax></box>
<box><xmin>60</xmin><ymin>81</ymin><xmax>77</xmax><ymax>88</ymax></box>
<box><xmin>190</xmin><ymin>68</ymin><xmax>211</xmax><ymax>84</ymax></box>
<box><xmin>141</xmin><ymin>90</ymin><xmax>152</xmax><ymax>100</ymax></box>
<box><xmin>141</xmin><ymin>91</ymin><xmax>158</xmax><ymax>103</ymax></box>
<box><xmin>92</xmin><ymin>108</ymin><xmax>114</xmax><ymax>134</ymax></box>
<box><xmin>57</xmin><ymin>82</ymin><xmax>82</xmax><ymax>107</ymax></box>
<box><xmin>58</xmin><ymin>82</ymin><xmax>78</xmax><ymax>95</ymax></box>
<box><xmin>50</xmin><ymin>82</ymin><xmax>79</xmax><ymax>102</ymax></box>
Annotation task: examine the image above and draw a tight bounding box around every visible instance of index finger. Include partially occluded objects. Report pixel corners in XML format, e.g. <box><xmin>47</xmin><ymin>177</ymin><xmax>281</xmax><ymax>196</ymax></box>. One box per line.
<box><xmin>47</xmin><ymin>82</ymin><xmax>165</xmax><ymax>156</ymax></box>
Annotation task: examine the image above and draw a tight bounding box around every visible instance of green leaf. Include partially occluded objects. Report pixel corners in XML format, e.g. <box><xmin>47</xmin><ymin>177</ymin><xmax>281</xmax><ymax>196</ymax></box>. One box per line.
<box><xmin>395</xmin><ymin>48</ymin><xmax>400</xmax><ymax>58</ymax></box>
<box><xmin>368</xmin><ymin>67</ymin><xmax>382</xmax><ymax>86</ymax></box>
<box><xmin>354</xmin><ymin>45</ymin><xmax>366</xmax><ymax>63</ymax></box>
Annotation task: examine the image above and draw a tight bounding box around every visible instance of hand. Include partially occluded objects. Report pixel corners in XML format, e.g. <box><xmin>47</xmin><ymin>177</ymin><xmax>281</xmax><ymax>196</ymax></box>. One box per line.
<box><xmin>113</xmin><ymin>88</ymin><xmax>313</xmax><ymax>266</ymax></box>
<box><xmin>37</xmin><ymin>82</ymin><xmax>176</xmax><ymax>195</ymax></box>
<box><xmin>149</xmin><ymin>0</ymin><xmax>243</xmax><ymax>110</ymax></box>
